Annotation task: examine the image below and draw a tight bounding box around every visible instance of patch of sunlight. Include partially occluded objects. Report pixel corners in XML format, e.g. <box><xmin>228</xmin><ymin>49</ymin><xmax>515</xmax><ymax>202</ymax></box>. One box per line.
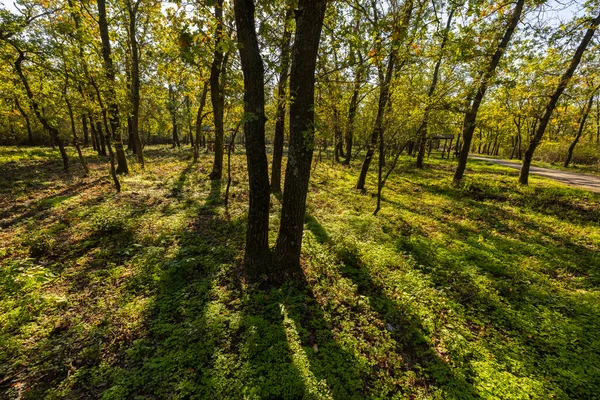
<box><xmin>280</xmin><ymin>304</ymin><xmax>334</xmax><ymax>400</ymax></box>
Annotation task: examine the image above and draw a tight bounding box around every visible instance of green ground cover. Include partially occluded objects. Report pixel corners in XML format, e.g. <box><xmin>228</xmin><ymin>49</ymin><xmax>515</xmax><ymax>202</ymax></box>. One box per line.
<box><xmin>1</xmin><ymin>146</ymin><xmax>599</xmax><ymax>399</ymax></box>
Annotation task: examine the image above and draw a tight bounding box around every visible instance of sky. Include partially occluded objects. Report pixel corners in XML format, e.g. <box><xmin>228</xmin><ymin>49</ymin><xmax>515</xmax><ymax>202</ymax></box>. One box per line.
<box><xmin>0</xmin><ymin>0</ymin><xmax>589</xmax><ymax>29</ymax></box>
<box><xmin>1</xmin><ymin>0</ymin><xmax>18</xmax><ymax>14</ymax></box>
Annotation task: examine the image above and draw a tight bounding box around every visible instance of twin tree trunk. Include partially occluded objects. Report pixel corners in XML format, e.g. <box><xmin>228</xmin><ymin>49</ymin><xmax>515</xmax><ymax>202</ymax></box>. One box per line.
<box><xmin>210</xmin><ymin>0</ymin><xmax>225</xmax><ymax>180</ymax></box>
<box><xmin>453</xmin><ymin>0</ymin><xmax>524</xmax><ymax>185</ymax></box>
<box><xmin>519</xmin><ymin>10</ymin><xmax>600</xmax><ymax>184</ymax></box>
<box><xmin>273</xmin><ymin>0</ymin><xmax>328</xmax><ymax>279</ymax></box>
<box><xmin>233</xmin><ymin>0</ymin><xmax>272</xmax><ymax>276</ymax></box>
<box><xmin>233</xmin><ymin>0</ymin><xmax>327</xmax><ymax>280</ymax></box>
<box><xmin>270</xmin><ymin>7</ymin><xmax>293</xmax><ymax>194</ymax></box>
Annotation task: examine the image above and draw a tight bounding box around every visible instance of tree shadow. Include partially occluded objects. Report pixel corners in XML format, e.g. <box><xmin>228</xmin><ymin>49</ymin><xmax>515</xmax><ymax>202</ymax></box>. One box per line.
<box><xmin>303</xmin><ymin>215</ymin><xmax>478</xmax><ymax>398</ymax></box>
<box><xmin>168</xmin><ymin>162</ymin><xmax>194</xmax><ymax>199</ymax></box>
<box><xmin>384</xmin><ymin>193</ymin><xmax>600</xmax><ymax>398</ymax></box>
<box><xmin>0</xmin><ymin>177</ymin><xmax>107</xmax><ymax>229</ymax></box>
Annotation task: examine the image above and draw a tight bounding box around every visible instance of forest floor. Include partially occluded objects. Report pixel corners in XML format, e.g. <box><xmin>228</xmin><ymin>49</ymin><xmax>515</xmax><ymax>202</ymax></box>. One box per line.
<box><xmin>469</xmin><ymin>155</ymin><xmax>600</xmax><ymax>192</ymax></box>
<box><xmin>1</xmin><ymin>146</ymin><xmax>599</xmax><ymax>399</ymax></box>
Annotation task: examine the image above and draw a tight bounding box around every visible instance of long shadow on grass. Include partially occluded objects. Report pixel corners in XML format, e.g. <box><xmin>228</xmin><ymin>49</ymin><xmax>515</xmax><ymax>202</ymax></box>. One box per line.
<box><xmin>0</xmin><ymin>191</ymin><xmax>157</xmax><ymax>398</ymax></box>
<box><xmin>410</xmin><ymin>182</ymin><xmax>600</xmax><ymax>284</ymax></box>
<box><xmin>301</xmin><ymin>214</ymin><xmax>477</xmax><ymax>398</ymax></box>
<box><xmin>100</xmin><ymin>195</ymin><xmax>321</xmax><ymax>398</ymax></box>
<box><xmin>390</xmin><ymin>192</ymin><xmax>600</xmax><ymax>398</ymax></box>
<box><xmin>405</xmin><ymin>230</ymin><xmax>600</xmax><ymax>398</ymax></box>
<box><xmin>169</xmin><ymin>161</ymin><xmax>194</xmax><ymax>198</ymax></box>
<box><xmin>0</xmin><ymin>177</ymin><xmax>107</xmax><ymax>229</ymax></box>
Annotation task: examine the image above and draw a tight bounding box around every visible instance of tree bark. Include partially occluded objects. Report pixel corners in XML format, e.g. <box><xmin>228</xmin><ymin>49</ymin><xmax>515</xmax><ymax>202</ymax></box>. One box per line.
<box><xmin>82</xmin><ymin>114</ymin><xmax>90</xmax><ymax>147</ymax></box>
<box><xmin>62</xmin><ymin>67</ymin><xmax>89</xmax><ymax>176</ymax></box>
<box><xmin>194</xmin><ymin>82</ymin><xmax>210</xmax><ymax>162</ymax></box>
<box><xmin>520</xmin><ymin>10</ymin><xmax>600</xmax><ymax>184</ymax></box>
<box><xmin>453</xmin><ymin>0</ymin><xmax>524</xmax><ymax>184</ymax></box>
<box><xmin>169</xmin><ymin>84</ymin><xmax>181</xmax><ymax>148</ymax></box>
<box><xmin>273</xmin><ymin>0</ymin><xmax>328</xmax><ymax>280</ymax></box>
<box><xmin>270</xmin><ymin>7</ymin><xmax>293</xmax><ymax>193</ymax></box>
<box><xmin>65</xmin><ymin>96</ymin><xmax>89</xmax><ymax>176</ymax></box>
<box><xmin>234</xmin><ymin>0</ymin><xmax>273</xmax><ymax>277</ymax></box>
<box><xmin>91</xmin><ymin>116</ymin><xmax>106</xmax><ymax>156</ymax></box>
<box><xmin>210</xmin><ymin>0</ymin><xmax>225</xmax><ymax>179</ymax></box>
<box><xmin>97</xmin><ymin>0</ymin><xmax>128</xmax><ymax>175</ymax></box>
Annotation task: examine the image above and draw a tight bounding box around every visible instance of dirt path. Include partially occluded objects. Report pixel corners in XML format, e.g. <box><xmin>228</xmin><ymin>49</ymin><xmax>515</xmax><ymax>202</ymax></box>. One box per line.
<box><xmin>469</xmin><ymin>156</ymin><xmax>600</xmax><ymax>193</ymax></box>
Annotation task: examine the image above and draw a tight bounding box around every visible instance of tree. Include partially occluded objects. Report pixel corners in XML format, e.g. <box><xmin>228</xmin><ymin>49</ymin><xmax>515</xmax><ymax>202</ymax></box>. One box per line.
<box><xmin>97</xmin><ymin>0</ymin><xmax>129</xmax><ymax>175</ymax></box>
<box><xmin>270</xmin><ymin>5</ymin><xmax>293</xmax><ymax>194</ymax></box>
<box><xmin>126</xmin><ymin>0</ymin><xmax>144</xmax><ymax>167</ymax></box>
<box><xmin>14</xmin><ymin>48</ymin><xmax>69</xmax><ymax>171</ymax></box>
<box><xmin>564</xmin><ymin>82</ymin><xmax>600</xmax><ymax>168</ymax></box>
<box><xmin>453</xmin><ymin>0</ymin><xmax>525</xmax><ymax>185</ymax></box>
<box><xmin>415</xmin><ymin>3</ymin><xmax>456</xmax><ymax>169</ymax></box>
<box><xmin>209</xmin><ymin>0</ymin><xmax>225</xmax><ymax>180</ymax></box>
<box><xmin>356</xmin><ymin>0</ymin><xmax>413</xmax><ymax>191</ymax></box>
<box><xmin>273</xmin><ymin>0</ymin><xmax>328</xmax><ymax>279</ymax></box>
<box><xmin>519</xmin><ymin>9</ymin><xmax>600</xmax><ymax>184</ymax></box>
<box><xmin>14</xmin><ymin>96</ymin><xmax>32</xmax><ymax>145</ymax></box>
<box><xmin>233</xmin><ymin>0</ymin><xmax>271</xmax><ymax>276</ymax></box>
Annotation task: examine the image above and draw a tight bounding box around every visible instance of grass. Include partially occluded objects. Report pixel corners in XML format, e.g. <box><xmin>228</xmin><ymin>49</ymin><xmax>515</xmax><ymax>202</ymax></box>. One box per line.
<box><xmin>1</xmin><ymin>145</ymin><xmax>599</xmax><ymax>399</ymax></box>
<box><xmin>470</xmin><ymin>153</ymin><xmax>600</xmax><ymax>176</ymax></box>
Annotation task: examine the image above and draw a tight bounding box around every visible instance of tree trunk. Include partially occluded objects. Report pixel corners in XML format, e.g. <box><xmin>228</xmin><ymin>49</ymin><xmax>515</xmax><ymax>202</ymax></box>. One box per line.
<box><xmin>97</xmin><ymin>0</ymin><xmax>128</xmax><ymax>175</ymax></box>
<box><xmin>92</xmin><ymin>117</ymin><xmax>107</xmax><ymax>156</ymax></box>
<box><xmin>65</xmin><ymin>92</ymin><xmax>89</xmax><ymax>176</ymax></box>
<box><xmin>334</xmin><ymin>107</ymin><xmax>344</xmax><ymax>163</ymax></box>
<box><xmin>271</xmin><ymin>7</ymin><xmax>293</xmax><ymax>193</ymax></box>
<box><xmin>128</xmin><ymin>0</ymin><xmax>144</xmax><ymax>167</ymax></box>
<box><xmin>169</xmin><ymin>84</ymin><xmax>181</xmax><ymax>148</ymax></box>
<box><xmin>82</xmin><ymin>114</ymin><xmax>90</xmax><ymax>147</ymax></box>
<box><xmin>596</xmin><ymin>94</ymin><xmax>600</xmax><ymax>144</ymax></box>
<box><xmin>274</xmin><ymin>0</ymin><xmax>328</xmax><ymax>280</ymax></box>
<box><xmin>453</xmin><ymin>0</ymin><xmax>524</xmax><ymax>184</ymax></box>
<box><xmin>234</xmin><ymin>0</ymin><xmax>273</xmax><ymax>277</ymax></box>
<box><xmin>15</xmin><ymin>97</ymin><xmax>33</xmax><ymax>145</ymax></box>
<box><xmin>13</xmin><ymin>50</ymin><xmax>69</xmax><ymax>171</ymax></box>
<box><xmin>356</xmin><ymin>0</ymin><xmax>413</xmax><ymax>190</ymax></box>
<box><xmin>565</xmin><ymin>87</ymin><xmax>598</xmax><ymax>167</ymax></box>
<box><xmin>210</xmin><ymin>0</ymin><xmax>225</xmax><ymax>180</ymax></box>
<box><xmin>91</xmin><ymin>81</ymin><xmax>120</xmax><ymax>190</ymax></box>
<box><xmin>343</xmin><ymin>52</ymin><xmax>363</xmax><ymax>165</ymax></box>
<box><xmin>416</xmin><ymin>6</ymin><xmax>455</xmax><ymax>169</ymax></box>
<box><xmin>186</xmin><ymin>96</ymin><xmax>195</xmax><ymax>147</ymax></box>
<box><xmin>374</xmin><ymin>114</ymin><xmax>384</xmax><ymax>215</ymax></box>
<box><xmin>194</xmin><ymin>82</ymin><xmax>210</xmax><ymax>162</ymax></box>
<box><xmin>520</xmin><ymin>10</ymin><xmax>600</xmax><ymax>184</ymax></box>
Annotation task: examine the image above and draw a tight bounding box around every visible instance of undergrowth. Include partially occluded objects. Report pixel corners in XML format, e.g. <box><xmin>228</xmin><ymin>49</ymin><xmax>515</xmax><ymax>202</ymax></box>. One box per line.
<box><xmin>1</xmin><ymin>146</ymin><xmax>598</xmax><ymax>399</ymax></box>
